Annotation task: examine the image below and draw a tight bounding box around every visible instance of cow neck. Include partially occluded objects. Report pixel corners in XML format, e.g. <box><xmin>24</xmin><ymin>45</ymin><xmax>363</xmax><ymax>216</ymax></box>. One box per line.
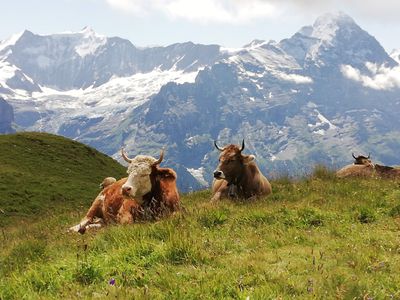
<box><xmin>228</xmin><ymin>165</ymin><xmax>246</xmax><ymax>190</ymax></box>
<box><xmin>142</xmin><ymin>166</ymin><xmax>160</xmax><ymax>205</ymax></box>
<box><xmin>135</xmin><ymin>195</ymin><xmax>144</xmax><ymax>204</ymax></box>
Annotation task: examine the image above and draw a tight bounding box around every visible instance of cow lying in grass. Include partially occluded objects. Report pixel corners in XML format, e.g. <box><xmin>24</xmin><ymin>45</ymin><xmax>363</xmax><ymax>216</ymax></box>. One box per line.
<box><xmin>212</xmin><ymin>140</ymin><xmax>272</xmax><ymax>201</ymax></box>
<box><xmin>336</xmin><ymin>153</ymin><xmax>400</xmax><ymax>179</ymax></box>
<box><xmin>69</xmin><ymin>149</ymin><xmax>180</xmax><ymax>233</ymax></box>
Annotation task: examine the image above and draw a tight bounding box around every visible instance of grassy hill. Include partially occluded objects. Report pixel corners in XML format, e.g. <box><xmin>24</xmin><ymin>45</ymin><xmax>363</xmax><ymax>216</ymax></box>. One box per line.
<box><xmin>0</xmin><ymin>132</ymin><xmax>126</xmax><ymax>225</ymax></box>
<box><xmin>1</xmin><ymin>135</ymin><xmax>400</xmax><ymax>299</ymax></box>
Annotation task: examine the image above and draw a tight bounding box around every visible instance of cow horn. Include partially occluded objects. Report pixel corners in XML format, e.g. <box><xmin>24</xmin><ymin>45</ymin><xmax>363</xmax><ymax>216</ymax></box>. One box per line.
<box><xmin>153</xmin><ymin>149</ymin><xmax>164</xmax><ymax>166</ymax></box>
<box><xmin>214</xmin><ymin>141</ymin><xmax>224</xmax><ymax>152</ymax></box>
<box><xmin>352</xmin><ymin>153</ymin><xmax>357</xmax><ymax>159</ymax></box>
<box><xmin>121</xmin><ymin>148</ymin><xmax>132</xmax><ymax>163</ymax></box>
<box><xmin>239</xmin><ymin>139</ymin><xmax>245</xmax><ymax>152</ymax></box>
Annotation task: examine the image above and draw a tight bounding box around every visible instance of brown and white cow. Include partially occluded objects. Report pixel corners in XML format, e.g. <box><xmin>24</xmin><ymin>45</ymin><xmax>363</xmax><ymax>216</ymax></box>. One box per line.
<box><xmin>336</xmin><ymin>153</ymin><xmax>400</xmax><ymax>179</ymax></box>
<box><xmin>211</xmin><ymin>140</ymin><xmax>272</xmax><ymax>201</ymax></box>
<box><xmin>69</xmin><ymin>149</ymin><xmax>180</xmax><ymax>233</ymax></box>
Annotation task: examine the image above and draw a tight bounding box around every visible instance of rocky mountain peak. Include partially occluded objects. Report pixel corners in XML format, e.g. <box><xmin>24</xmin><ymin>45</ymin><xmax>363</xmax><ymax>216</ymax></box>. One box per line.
<box><xmin>311</xmin><ymin>12</ymin><xmax>357</xmax><ymax>39</ymax></box>
<box><xmin>279</xmin><ymin>11</ymin><xmax>393</xmax><ymax>68</ymax></box>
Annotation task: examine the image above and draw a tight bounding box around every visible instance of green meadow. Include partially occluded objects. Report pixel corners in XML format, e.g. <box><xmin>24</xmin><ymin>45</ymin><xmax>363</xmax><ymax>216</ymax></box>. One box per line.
<box><xmin>1</xmin><ymin>133</ymin><xmax>400</xmax><ymax>299</ymax></box>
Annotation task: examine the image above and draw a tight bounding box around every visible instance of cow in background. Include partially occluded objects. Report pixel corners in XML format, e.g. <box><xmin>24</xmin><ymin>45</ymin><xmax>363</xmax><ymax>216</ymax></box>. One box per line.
<box><xmin>336</xmin><ymin>153</ymin><xmax>400</xmax><ymax>179</ymax></box>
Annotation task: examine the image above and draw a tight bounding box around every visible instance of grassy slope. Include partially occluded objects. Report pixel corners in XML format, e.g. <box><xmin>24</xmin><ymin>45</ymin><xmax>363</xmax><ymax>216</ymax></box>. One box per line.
<box><xmin>0</xmin><ymin>132</ymin><xmax>126</xmax><ymax>225</ymax></box>
<box><xmin>1</xmin><ymin>136</ymin><xmax>400</xmax><ymax>299</ymax></box>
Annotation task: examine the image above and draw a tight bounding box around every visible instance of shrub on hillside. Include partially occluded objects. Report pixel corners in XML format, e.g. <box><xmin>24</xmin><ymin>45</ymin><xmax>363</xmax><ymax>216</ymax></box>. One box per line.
<box><xmin>358</xmin><ymin>207</ymin><xmax>377</xmax><ymax>223</ymax></box>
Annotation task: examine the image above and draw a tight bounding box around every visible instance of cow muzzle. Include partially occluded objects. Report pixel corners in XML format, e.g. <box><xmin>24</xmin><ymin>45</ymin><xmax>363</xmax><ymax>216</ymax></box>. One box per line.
<box><xmin>213</xmin><ymin>170</ymin><xmax>225</xmax><ymax>179</ymax></box>
<box><xmin>122</xmin><ymin>185</ymin><xmax>135</xmax><ymax>197</ymax></box>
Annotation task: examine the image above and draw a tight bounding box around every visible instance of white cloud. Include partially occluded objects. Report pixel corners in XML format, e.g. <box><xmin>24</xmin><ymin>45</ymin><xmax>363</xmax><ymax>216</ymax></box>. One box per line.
<box><xmin>341</xmin><ymin>63</ymin><xmax>400</xmax><ymax>90</ymax></box>
<box><xmin>275</xmin><ymin>72</ymin><xmax>313</xmax><ymax>84</ymax></box>
<box><xmin>106</xmin><ymin>0</ymin><xmax>145</xmax><ymax>14</ymax></box>
<box><xmin>105</xmin><ymin>0</ymin><xmax>278</xmax><ymax>23</ymax></box>
<box><xmin>268</xmin><ymin>0</ymin><xmax>400</xmax><ymax>22</ymax></box>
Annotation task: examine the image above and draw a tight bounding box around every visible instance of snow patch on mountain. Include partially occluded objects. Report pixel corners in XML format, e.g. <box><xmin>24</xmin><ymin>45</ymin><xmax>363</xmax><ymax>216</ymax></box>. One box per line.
<box><xmin>391</xmin><ymin>49</ymin><xmax>400</xmax><ymax>64</ymax></box>
<box><xmin>186</xmin><ymin>167</ymin><xmax>209</xmax><ymax>187</ymax></box>
<box><xmin>227</xmin><ymin>41</ymin><xmax>300</xmax><ymax>71</ymax></box>
<box><xmin>13</xmin><ymin>69</ymin><xmax>199</xmax><ymax>133</ymax></box>
<box><xmin>0</xmin><ymin>31</ymin><xmax>24</xmax><ymax>52</ymax></box>
<box><xmin>74</xmin><ymin>27</ymin><xmax>107</xmax><ymax>57</ymax></box>
<box><xmin>0</xmin><ymin>62</ymin><xmax>17</xmax><ymax>83</ymax></box>
<box><xmin>311</xmin><ymin>12</ymin><xmax>355</xmax><ymax>42</ymax></box>
<box><xmin>341</xmin><ymin>63</ymin><xmax>400</xmax><ymax>90</ymax></box>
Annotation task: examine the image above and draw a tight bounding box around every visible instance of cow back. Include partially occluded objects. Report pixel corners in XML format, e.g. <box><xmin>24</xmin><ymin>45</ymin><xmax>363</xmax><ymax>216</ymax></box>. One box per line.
<box><xmin>336</xmin><ymin>164</ymin><xmax>374</xmax><ymax>178</ymax></box>
<box><xmin>375</xmin><ymin>164</ymin><xmax>400</xmax><ymax>179</ymax></box>
<box><xmin>240</xmin><ymin>162</ymin><xmax>272</xmax><ymax>198</ymax></box>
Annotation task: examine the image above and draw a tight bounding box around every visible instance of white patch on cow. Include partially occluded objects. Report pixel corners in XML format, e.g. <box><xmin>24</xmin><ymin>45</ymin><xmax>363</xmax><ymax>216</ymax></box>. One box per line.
<box><xmin>216</xmin><ymin>171</ymin><xmax>226</xmax><ymax>180</ymax></box>
<box><xmin>123</xmin><ymin>155</ymin><xmax>158</xmax><ymax>198</ymax></box>
<box><xmin>69</xmin><ymin>224</ymin><xmax>81</xmax><ymax>232</ymax></box>
<box><xmin>86</xmin><ymin>223</ymin><xmax>103</xmax><ymax>229</ymax></box>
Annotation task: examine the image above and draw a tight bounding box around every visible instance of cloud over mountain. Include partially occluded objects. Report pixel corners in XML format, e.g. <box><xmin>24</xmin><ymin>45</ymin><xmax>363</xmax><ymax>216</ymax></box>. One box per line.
<box><xmin>105</xmin><ymin>0</ymin><xmax>278</xmax><ymax>23</ymax></box>
<box><xmin>341</xmin><ymin>63</ymin><xmax>400</xmax><ymax>90</ymax></box>
<box><xmin>105</xmin><ymin>0</ymin><xmax>400</xmax><ymax>24</ymax></box>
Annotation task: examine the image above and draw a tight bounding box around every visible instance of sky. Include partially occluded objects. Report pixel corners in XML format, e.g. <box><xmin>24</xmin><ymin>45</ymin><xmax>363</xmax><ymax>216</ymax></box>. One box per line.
<box><xmin>1</xmin><ymin>0</ymin><xmax>399</xmax><ymax>52</ymax></box>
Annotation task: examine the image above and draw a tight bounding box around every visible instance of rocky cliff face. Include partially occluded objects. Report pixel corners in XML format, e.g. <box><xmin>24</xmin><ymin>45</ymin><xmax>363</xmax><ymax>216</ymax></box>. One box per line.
<box><xmin>0</xmin><ymin>98</ymin><xmax>15</xmax><ymax>134</ymax></box>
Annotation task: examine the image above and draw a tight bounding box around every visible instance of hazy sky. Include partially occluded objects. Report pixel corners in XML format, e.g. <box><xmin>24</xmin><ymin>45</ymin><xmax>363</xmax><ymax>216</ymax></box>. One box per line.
<box><xmin>1</xmin><ymin>0</ymin><xmax>399</xmax><ymax>52</ymax></box>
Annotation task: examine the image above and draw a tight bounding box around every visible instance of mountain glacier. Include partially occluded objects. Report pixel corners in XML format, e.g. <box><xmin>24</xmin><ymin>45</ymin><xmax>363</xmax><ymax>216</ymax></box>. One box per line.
<box><xmin>1</xmin><ymin>12</ymin><xmax>400</xmax><ymax>191</ymax></box>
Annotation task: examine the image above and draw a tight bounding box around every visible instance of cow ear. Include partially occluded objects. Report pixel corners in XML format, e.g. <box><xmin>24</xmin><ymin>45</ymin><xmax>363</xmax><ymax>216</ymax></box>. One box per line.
<box><xmin>243</xmin><ymin>154</ymin><xmax>255</xmax><ymax>164</ymax></box>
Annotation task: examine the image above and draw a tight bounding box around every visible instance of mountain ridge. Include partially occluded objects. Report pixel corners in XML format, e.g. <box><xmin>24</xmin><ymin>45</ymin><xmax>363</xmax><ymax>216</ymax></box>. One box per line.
<box><xmin>1</xmin><ymin>12</ymin><xmax>400</xmax><ymax>191</ymax></box>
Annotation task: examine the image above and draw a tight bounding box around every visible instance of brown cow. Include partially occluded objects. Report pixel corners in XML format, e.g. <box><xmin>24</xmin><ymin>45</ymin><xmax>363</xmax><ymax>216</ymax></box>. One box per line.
<box><xmin>336</xmin><ymin>153</ymin><xmax>400</xmax><ymax>179</ymax></box>
<box><xmin>69</xmin><ymin>149</ymin><xmax>180</xmax><ymax>233</ymax></box>
<box><xmin>336</xmin><ymin>153</ymin><xmax>375</xmax><ymax>178</ymax></box>
<box><xmin>211</xmin><ymin>140</ymin><xmax>272</xmax><ymax>201</ymax></box>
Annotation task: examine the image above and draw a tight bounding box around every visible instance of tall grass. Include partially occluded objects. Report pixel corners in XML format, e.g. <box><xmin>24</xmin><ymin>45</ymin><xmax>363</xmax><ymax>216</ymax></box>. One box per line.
<box><xmin>1</xmin><ymin>174</ymin><xmax>400</xmax><ymax>299</ymax></box>
<box><xmin>1</xmin><ymin>135</ymin><xmax>400</xmax><ymax>298</ymax></box>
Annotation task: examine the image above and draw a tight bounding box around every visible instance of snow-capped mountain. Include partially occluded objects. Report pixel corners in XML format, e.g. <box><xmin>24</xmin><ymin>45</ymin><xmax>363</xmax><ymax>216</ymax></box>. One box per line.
<box><xmin>280</xmin><ymin>12</ymin><xmax>395</xmax><ymax>69</ymax></box>
<box><xmin>1</xmin><ymin>12</ymin><xmax>400</xmax><ymax>191</ymax></box>
<box><xmin>0</xmin><ymin>27</ymin><xmax>222</xmax><ymax>90</ymax></box>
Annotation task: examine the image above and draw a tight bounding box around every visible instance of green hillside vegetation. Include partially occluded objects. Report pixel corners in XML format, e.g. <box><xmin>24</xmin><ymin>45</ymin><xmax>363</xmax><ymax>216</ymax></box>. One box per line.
<box><xmin>1</xmin><ymin>134</ymin><xmax>400</xmax><ymax>299</ymax></box>
<box><xmin>0</xmin><ymin>132</ymin><xmax>126</xmax><ymax>225</ymax></box>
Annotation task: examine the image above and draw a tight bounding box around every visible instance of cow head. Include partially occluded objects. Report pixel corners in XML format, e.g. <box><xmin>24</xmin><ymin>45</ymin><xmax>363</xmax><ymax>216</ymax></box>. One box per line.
<box><xmin>121</xmin><ymin>148</ymin><xmax>164</xmax><ymax>199</ymax></box>
<box><xmin>213</xmin><ymin>140</ymin><xmax>255</xmax><ymax>183</ymax></box>
<box><xmin>352</xmin><ymin>153</ymin><xmax>372</xmax><ymax>165</ymax></box>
